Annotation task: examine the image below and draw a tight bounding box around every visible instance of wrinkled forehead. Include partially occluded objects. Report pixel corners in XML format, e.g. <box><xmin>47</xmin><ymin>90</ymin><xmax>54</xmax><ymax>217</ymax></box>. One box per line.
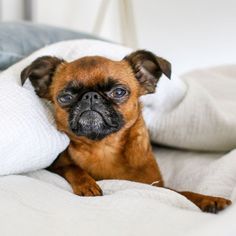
<box><xmin>54</xmin><ymin>56</ymin><xmax>136</xmax><ymax>90</ymax></box>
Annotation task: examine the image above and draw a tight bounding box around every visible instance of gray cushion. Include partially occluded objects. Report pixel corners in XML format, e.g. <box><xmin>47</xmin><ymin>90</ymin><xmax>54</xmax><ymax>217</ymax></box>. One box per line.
<box><xmin>0</xmin><ymin>21</ymin><xmax>102</xmax><ymax>69</ymax></box>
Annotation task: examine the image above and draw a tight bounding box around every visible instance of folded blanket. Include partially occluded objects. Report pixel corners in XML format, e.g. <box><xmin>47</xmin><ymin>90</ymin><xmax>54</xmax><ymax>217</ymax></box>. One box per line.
<box><xmin>142</xmin><ymin>65</ymin><xmax>236</xmax><ymax>151</ymax></box>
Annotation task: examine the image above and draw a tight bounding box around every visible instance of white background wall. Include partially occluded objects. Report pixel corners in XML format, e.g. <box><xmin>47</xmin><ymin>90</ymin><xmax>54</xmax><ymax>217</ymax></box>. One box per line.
<box><xmin>1</xmin><ymin>0</ymin><xmax>236</xmax><ymax>74</ymax></box>
<box><xmin>0</xmin><ymin>0</ymin><xmax>24</xmax><ymax>20</ymax></box>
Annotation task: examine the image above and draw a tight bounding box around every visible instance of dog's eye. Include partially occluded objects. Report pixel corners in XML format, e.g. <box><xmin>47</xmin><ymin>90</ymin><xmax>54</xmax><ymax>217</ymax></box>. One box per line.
<box><xmin>57</xmin><ymin>94</ymin><xmax>74</xmax><ymax>105</ymax></box>
<box><xmin>110</xmin><ymin>88</ymin><xmax>127</xmax><ymax>99</ymax></box>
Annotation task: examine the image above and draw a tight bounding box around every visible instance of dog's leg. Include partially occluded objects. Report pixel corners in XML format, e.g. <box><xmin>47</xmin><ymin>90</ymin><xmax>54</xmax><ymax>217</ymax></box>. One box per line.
<box><xmin>174</xmin><ymin>190</ymin><xmax>231</xmax><ymax>213</ymax></box>
<box><xmin>48</xmin><ymin>150</ymin><xmax>102</xmax><ymax>197</ymax></box>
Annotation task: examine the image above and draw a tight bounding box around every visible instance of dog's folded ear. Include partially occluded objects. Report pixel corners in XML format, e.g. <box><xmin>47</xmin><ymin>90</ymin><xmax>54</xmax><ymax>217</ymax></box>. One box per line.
<box><xmin>21</xmin><ymin>56</ymin><xmax>65</xmax><ymax>99</ymax></box>
<box><xmin>124</xmin><ymin>50</ymin><xmax>171</xmax><ymax>95</ymax></box>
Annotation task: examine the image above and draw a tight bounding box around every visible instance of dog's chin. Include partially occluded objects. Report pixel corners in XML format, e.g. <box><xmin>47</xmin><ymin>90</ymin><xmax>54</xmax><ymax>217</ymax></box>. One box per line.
<box><xmin>69</xmin><ymin>110</ymin><xmax>122</xmax><ymax>140</ymax></box>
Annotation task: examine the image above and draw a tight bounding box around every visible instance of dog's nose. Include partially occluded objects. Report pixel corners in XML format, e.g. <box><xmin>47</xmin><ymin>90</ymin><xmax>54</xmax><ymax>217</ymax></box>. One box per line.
<box><xmin>82</xmin><ymin>92</ymin><xmax>101</xmax><ymax>103</ymax></box>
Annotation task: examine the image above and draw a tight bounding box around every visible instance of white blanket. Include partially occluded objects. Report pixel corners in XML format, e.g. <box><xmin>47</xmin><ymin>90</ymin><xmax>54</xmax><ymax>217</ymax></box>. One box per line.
<box><xmin>0</xmin><ymin>40</ymin><xmax>236</xmax><ymax>235</ymax></box>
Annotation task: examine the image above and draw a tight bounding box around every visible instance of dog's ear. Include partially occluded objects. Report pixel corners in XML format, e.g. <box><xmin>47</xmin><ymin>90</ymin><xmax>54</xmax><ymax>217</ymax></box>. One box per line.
<box><xmin>21</xmin><ymin>56</ymin><xmax>65</xmax><ymax>99</ymax></box>
<box><xmin>124</xmin><ymin>50</ymin><xmax>171</xmax><ymax>95</ymax></box>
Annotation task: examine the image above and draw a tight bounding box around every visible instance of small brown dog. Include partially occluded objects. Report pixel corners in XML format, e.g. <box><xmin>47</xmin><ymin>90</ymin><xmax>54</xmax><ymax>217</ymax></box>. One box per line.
<box><xmin>21</xmin><ymin>50</ymin><xmax>231</xmax><ymax>213</ymax></box>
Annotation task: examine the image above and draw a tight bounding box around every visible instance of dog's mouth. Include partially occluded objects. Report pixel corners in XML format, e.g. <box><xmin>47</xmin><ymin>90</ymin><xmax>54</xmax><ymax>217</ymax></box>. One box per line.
<box><xmin>80</xmin><ymin>110</ymin><xmax>119</xmax><ymax>128</ymax></box>
<box><xmin>69</xmin><ymin>109</ymin><xmax>123</xmax><ymax>140</ymax></box>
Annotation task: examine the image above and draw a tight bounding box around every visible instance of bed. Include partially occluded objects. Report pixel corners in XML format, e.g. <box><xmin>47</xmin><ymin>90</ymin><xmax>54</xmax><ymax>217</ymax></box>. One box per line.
<box><xmin>0</xmin><ymin>22</ymin><xmax>236</xmax><ymax>236</ymax></box>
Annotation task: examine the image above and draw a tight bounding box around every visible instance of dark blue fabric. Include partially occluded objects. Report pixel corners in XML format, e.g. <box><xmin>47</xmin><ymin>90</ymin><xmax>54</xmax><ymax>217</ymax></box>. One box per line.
<box><xmin>0</xmin><ymin>21</ymin><xmax>103</xmax><ymax>70</ymax></box>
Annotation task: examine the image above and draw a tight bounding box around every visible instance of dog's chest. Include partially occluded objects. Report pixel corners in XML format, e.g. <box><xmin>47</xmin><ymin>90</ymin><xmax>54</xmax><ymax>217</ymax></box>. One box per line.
<box><xmin>69</xmin><ymin>142</ymin><xmax>126</xmax><ymax>180</ymax></box>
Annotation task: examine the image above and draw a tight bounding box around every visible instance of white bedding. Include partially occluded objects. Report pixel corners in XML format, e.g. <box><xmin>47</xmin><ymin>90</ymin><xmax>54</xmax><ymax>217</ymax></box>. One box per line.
<box><xmin>0</xmin><ymin>40</ymin><xmax>236</xmax><ymax>236</ymax></box>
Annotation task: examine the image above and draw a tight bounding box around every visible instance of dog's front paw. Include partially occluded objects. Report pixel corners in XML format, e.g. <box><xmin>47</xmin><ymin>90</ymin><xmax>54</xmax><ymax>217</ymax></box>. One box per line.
<box><xmin>72</xmin><ymin>178</ymin><xmax>103</xmax><ymax>197</ymax></box>
<box><xmin>199</xmin><ymin>197</ymin><xmax>231</xmax><ymax>213</ymax></box>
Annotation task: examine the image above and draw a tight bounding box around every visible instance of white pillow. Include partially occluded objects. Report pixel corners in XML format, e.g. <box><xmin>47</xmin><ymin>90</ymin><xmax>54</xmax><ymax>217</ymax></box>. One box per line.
<box><xmin>0</xmin><ymin>70</ymin><xmax>69</xmax><ymax>175</ymax></box>
<box><xmin>0</xmin><ymin>39</ymin><xmax>132</xmax><ymax>175</ymax></box>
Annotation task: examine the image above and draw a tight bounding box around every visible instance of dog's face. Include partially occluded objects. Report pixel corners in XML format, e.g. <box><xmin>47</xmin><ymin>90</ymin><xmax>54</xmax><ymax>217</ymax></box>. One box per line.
<box><xmin>21</xmin><ymin>50</ymin><xmax>171</xmax><ymax>140</ymax></box>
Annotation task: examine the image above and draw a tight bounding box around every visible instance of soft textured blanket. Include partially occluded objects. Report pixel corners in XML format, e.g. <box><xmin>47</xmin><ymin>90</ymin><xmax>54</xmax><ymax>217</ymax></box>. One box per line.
<box><xmin>0</xmin><ymin>40</ymin><xmax>235</xmax><ymax>235</ymax></box>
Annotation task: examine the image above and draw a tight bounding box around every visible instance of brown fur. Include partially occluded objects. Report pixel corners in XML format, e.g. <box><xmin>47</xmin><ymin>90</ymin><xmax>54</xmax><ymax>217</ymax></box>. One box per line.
<box><xmin>21</xmin><ymin>51</ymin><xmax>231</xmax><ymax>213</ymax></box>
